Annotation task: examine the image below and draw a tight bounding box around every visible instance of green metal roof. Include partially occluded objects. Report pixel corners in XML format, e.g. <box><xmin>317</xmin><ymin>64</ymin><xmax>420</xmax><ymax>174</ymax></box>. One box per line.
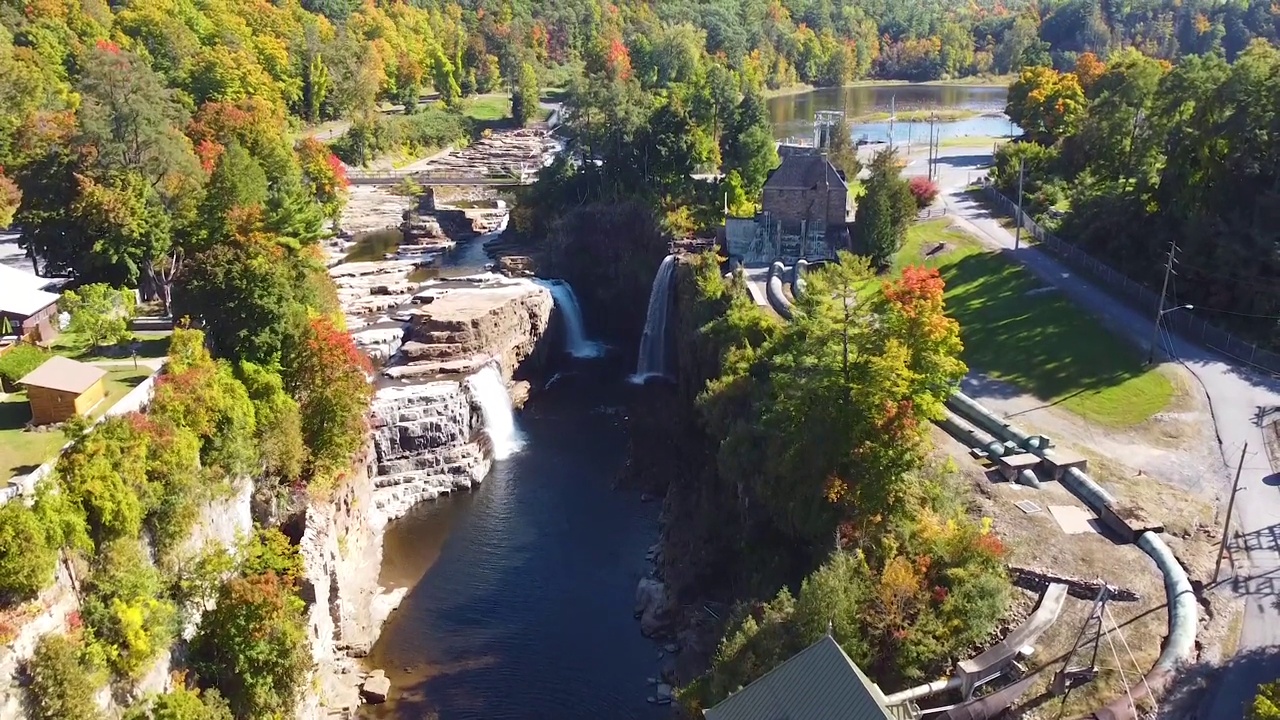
<box><xmin>704</xmin><ymin>635</ymin><xmax>896</xmax><ymax>720</ymax></box>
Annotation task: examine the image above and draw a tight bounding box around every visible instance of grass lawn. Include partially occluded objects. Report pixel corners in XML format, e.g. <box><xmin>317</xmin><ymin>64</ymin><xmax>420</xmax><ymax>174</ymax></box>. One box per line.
<box><xmin>888</xmin><ymin>220</ymin><xmax>1174</xmax><ymax>427</ymax></box>
<box><xmin>0</xmin><ymin>367</ymin><xmax>154</xmax><ymax>481</ymax></box>
<box><xmin>462</xmin><ymin>94</ymin><xmax>512</xmax><ymax>122</ymax></box>
<box><xmin>51</xmin><ymin>331</ymin><xmax>171</xmax><ymax>361</ymax></box>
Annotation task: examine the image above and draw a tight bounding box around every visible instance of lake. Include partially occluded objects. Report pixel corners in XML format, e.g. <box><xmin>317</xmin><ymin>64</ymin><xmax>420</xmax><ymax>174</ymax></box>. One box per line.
<box><xmin>768</xmin><ymin>83</ymin><xmax>1015</xmax><ymax>145</ymax></box>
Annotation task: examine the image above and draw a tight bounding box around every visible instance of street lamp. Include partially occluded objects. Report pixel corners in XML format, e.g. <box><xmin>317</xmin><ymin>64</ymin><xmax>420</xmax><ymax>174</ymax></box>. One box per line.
<box><xmin>1146</xmin><ymin>304</ymin><xmax>1194</xmax><ymax>364</ymax></box>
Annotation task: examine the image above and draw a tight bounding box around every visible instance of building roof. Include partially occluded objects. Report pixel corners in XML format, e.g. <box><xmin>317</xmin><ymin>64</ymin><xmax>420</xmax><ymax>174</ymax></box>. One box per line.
<box><xmin>764</xmin><ymin>155</ymin><xmax>848</xmax><ymax>192</ymax></box>
<box><xmin>0</xmin><ymin>265</ymin><xmax>60</xmax><ymax>318</ymax></box>
<box><xmin>703</xmin><ymin>635</ymin><xmax>896</xmax><ymax>720</ymax></box>
<box><xmin>18</xmin><ymin>356</ymin><xmax>107</xmax><ymax>395</ymax></box>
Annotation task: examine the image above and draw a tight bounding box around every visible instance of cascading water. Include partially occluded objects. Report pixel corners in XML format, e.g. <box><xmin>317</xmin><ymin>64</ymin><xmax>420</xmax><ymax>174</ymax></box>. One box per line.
<box><xmin>466</xmin><ymin>365</ymin><xmax>523</xmax><ymax>460</ymax></box>
<box><xmin>631</xmin><ymin>254</ymin><xmax>677</xmax><ymax>382</ymax></box>
<box><xmin>536</xmin><ymin>279</ymin><xmax>603</xmax><ymax>358</ymax></box>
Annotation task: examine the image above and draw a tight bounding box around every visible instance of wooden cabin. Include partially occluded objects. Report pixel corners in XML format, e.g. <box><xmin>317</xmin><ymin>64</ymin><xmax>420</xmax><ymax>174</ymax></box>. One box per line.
<box><xmin>18</xmin><ymin>356</ymin><xmax>107</xmax><ymax>425</ymax></box>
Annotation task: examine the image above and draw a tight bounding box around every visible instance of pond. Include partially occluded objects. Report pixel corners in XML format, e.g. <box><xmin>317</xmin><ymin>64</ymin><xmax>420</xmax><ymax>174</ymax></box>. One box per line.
<box><xmin>768</xmin><ymin>83</ymin><xmax>1017</xmax><ymax>145</ymax></box>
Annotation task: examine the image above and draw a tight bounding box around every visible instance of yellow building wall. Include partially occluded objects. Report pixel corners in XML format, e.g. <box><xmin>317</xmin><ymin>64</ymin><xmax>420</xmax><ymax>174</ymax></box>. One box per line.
<box><xmin>27</xmin><ymin>378</ymin><xmax>105</xmax><ymax>425</ymax></box>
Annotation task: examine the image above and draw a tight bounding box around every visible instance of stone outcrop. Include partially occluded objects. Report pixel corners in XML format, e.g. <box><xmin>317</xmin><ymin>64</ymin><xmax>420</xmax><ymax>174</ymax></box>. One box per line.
<box><xmin>368</xmin><ymin>382</ymin><xmax>491</xmax><ymax>521</ymax></box>
<box><xmin>403</xmin><ymin>274</ymin><xmax>552</xmax><ymax>380</ymax></box>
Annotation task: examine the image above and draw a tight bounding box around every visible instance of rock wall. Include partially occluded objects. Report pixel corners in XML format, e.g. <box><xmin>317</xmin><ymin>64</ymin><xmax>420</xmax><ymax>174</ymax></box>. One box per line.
<box><xmin>297</xmin><ymin>454</ymin><xmax>403</xmax><ymax>719</ymax></box>
<box><xmin>368</xmin><ymin>382</ymin><xmax>491</xmax><ymax>522</ymax></box>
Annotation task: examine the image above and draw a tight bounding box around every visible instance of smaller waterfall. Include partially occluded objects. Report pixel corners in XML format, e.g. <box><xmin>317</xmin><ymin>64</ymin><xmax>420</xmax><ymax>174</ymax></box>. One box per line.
<box><xmin>467</xmin><ymin>365</ymin><xmax>523</xmax><ymax>460</ymax></box>
<box><xmin>537</xmin><ymin>279</ymin><xmax>603</xmax><ymax>358</ymax></box>
<box><xmin>631</xmin><ymin>254</ymin><xmax>678</xmax><ymax>382</ymax></box>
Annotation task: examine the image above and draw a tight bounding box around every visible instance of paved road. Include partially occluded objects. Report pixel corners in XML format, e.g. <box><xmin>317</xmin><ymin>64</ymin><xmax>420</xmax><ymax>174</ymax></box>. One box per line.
<box><xmin>901</xmin><ymin>144</ymin><xmax>1280</xmax><ymax>717</ymax></box>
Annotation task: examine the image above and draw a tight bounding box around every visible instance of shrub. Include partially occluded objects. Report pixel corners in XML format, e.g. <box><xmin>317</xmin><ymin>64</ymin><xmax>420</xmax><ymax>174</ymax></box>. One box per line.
<box><xmin>55</xmin><ymin>416</ymin><xmax>152</xmax><ymax>547</ymax></box>
<box><xmin>190</xmin><ymin>572</ymin><xmax>311</xmax><ymax>719</ymax></box>
<box><xmin>124</xmin><ymin>683</ymin><xmax>234</xmax><ymax>720</ymax></box>
<box><xmin>1251</xmin><ymin>680</ymin><xmax>1280</xmax><ymax>720</ymax></box>
<box><xmin>0</xmin><ymin>343</ymin><xmax>51</xmax><ymax>390</ymax></box>
<box><xmin>239</xmin><ymin>528</ymin><xmax>303</xmax><ymax>585</ymax></box>
<box><xmin>908</xmin><ymin>176</ymin><xmax>940</xmax><ymax>208</ymax></box>
<box><xmin>26</xmin><ymin>634</ymin><xmax>105</xmax><ymax>720</ymax></box>
<box><xmin>81</xmin><ymin>540</ymin><xmax>177</xmax><ymax>679</ymax></box>
<box><xmin>60</xmin><ymin>284</ymin><xmax>137</xmax><ymax>350</ymax></box>
<box><xmin>0</xmin><ymin>502</ymin><xmax>60</xmax><ymax>600</ymax></box>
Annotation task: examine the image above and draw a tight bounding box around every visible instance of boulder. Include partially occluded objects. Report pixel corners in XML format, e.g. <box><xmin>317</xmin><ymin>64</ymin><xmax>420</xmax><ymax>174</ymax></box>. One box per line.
<box><xmin>361</xmin><ymin>671</ymin><xmax>391</xmax><ymax>704</ymax></box>
<box><xmin>635</xmin><ymin>578</ymin><xmax>672</xmax><ymax>638</ymax></box>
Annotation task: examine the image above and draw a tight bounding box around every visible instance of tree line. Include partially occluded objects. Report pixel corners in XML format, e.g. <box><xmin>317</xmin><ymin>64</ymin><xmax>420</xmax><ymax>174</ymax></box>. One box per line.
<box><xmin>998</xmin><ymin>40</ymin><xmax>1280</xmax><ymax>351</ymax></box>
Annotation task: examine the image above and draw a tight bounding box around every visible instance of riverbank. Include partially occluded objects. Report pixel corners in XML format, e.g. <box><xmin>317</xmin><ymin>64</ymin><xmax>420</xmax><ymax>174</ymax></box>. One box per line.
<box><xmin>763</xmin><ymin>74</ymin><xmax>1016</xmax><ymax>99</ymax></box>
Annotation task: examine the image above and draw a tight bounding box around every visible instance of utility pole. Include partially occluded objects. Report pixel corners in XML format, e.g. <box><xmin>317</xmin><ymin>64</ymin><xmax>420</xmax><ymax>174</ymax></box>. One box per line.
<box><xmin>1014</xmin><ymin>157</ymin><xmax>1025</xmax><ymax>249</ymax></box>
<box><xmin>1146</xmin><ymin>242</ymin><xmax>1178</xmax><ymax>364</ymax></box>
<box><xmin>1215</xmin><ymin>442</ymin><xmax>1249</xmax><ymax>581</ymax></box>
<box><xmin>888</xmin><ymin>94</ymin><xmax>895</xmax><ymax>150</ymax></box>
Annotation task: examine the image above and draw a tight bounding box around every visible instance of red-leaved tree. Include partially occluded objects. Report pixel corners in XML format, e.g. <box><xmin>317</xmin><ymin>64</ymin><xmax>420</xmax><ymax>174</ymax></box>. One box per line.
<box><xmin>908</xmin><ymin>176</ymin><xmax>939</xmax><ymax>208</ymax></box>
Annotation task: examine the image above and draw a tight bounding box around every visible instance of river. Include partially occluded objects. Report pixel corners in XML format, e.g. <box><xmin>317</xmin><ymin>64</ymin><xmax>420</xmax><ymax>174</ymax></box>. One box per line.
<box><xmin>360</xmin><ymin>365</ymin><xmax>663</xmax><ymax>720</ymax></box>
<box><xmin>768</xmin><ymin>83</ymin><xmax>1015</xmax><ymax>145</ymax></box>
<box><xmin>355</xmin><ymin>222</ymin><xmax>665</xmax><ymax>719</ymax></box>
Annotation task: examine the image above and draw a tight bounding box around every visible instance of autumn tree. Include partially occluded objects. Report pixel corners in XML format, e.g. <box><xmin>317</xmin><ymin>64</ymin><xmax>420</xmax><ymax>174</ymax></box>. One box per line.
<box><xmin>124</xmin><ymin>684</ymin><xmax>234</xmax><ymax>720</ymax></box>
<box><xmin>0</xmin><ymin>168</ymin><xmax>18</xmax><ymax>227</ymax></box>
<box><xmin>282</xmin><ymin>316</ymin><xmax>371</xmax><ymax>489</ymax></box>
<box><xmin>853</xmin><ymin>150</ymin><xmax>915</xmax><ymax>268</ymax></box>
<box><xmin>1073</xmin><ymin>52</ymin><xmax>1107</xmax><ymax>96</ymax></box>
<box><xmin>1006</xmin><ymin>66</ymin><xmax>1087</xmax><ymax>144</ymax></box>
<box><xmin>190</xmin><ymin>572</ymin><xmax>311</xmax><ymax>719</ymax></box>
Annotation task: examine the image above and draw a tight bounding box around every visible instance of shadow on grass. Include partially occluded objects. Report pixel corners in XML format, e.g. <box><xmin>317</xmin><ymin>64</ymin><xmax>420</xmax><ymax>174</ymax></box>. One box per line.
<box><xmin>939</xmin><ymin>251</ymin><xmax>1162</xmax><ymax>422</ymax></box>
<box><xmin>0</xmin><ymin>401</ymin><xmax>31</xmax><ymax>432</ymax></box>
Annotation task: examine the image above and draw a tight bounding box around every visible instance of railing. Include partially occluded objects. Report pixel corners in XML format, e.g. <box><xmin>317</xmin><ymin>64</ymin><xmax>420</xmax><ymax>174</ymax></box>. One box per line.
<box><xmin>981</xmin><ymin>182</ymin><xmax>1280</xmax><ymax>375</ymax></box>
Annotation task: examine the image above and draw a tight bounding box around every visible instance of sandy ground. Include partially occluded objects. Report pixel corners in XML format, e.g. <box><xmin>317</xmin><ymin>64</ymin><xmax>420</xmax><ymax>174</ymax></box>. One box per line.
<box><xmin>933</xmin><ymin>424</ymin><xmax>1232</xmax><ymax>719</ymax></box>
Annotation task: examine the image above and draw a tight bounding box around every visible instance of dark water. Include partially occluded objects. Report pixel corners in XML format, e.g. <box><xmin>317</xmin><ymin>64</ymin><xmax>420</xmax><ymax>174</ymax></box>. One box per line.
<box><xmin>768</xmin><ymin>83</ymin><xmax>1015</xmax><ymax>144</ymax></box>
<box><xmin>360</xmin><ymin>366</ymin><xmax>666</xmax><ymax>720</ymax></box>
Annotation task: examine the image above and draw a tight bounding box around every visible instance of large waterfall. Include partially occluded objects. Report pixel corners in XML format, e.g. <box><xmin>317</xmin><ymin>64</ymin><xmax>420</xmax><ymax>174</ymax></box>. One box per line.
<box><xmin>467</xmin><ymin>365</ymin><xmax>523</xmax><ymax>460</ymax></box>
<box><xmin>537</xmin><ymin>279</ymin><xmax>603</xmax><ymax>358</ymax></box>
<box><xmin>632</xmin><ymin>254</ymin><xmax>677</xmax><ymax>381</ymax></box>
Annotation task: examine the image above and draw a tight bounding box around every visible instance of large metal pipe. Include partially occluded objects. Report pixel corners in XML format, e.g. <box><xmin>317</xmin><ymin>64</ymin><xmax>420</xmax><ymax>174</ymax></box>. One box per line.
<box><xmin>766</xmin><ymin>261</ymin><xmax>794</xmax><ymax>319</ymax></box>
<box><xmin>792</xmin><ymin>258</ymin><xmax>809</xmax><ymax>298</ymax></box>
<box><xmin>939</xmin><ymin>409</ymin><xmax>1039</xmax><ymax>488</ymax></box>
<box><xmin>885</xmin><ymin>675</ymin><xmax>963</xmax><ymax>705</ymax></box>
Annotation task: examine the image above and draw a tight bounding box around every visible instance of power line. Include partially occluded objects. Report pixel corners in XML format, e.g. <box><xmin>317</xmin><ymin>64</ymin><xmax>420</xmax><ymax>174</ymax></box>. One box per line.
<box><xmin>1187</xmin><ymin>306</ymin><xmax>1280</xmax><ymax>320</ymax></box>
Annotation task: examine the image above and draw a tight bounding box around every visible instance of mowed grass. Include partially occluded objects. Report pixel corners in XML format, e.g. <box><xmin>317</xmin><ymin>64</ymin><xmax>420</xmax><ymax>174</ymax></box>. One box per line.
<box><xmin>0</xmin><ymin>367</ymin><xmax>154</xmax><ymax>481</ymax></box>
<box><xmin>890</xmin><ymin>220</ymin><xmax>1174</xmax><ymax>426</ymax></box>
<box><xmin>51</xmin><ymin>331</ymin><xmax>171</xmax><ymax>361</ymax></box>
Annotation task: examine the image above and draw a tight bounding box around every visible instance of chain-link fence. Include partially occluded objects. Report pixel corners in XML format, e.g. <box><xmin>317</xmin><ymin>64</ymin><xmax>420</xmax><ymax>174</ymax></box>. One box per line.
<box><xmin>981</xmin><ymin>184</ymin><xmax>1280</xmax><ymax>376</ymax></box>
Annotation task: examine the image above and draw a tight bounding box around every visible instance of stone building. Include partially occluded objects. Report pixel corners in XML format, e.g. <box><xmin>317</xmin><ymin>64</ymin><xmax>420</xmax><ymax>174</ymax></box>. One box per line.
<box><xmin>723</xmin><ymin>153</ymin><xmax>850</xmax><ymax>267</ymax></box>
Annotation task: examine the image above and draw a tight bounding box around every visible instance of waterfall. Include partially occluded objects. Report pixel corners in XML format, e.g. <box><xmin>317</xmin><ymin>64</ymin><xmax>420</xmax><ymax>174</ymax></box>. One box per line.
<box><xmin>466</xmin><ymin>365</ymin><xmax>523</xmax><ymax>460</ymax></box>
<box><xmin>536</xmin><ymin>279</ymin><xmax>603</xmax><ymax>358</ymax></box>
<box><xmin>632</xmin><ymin>254</ymin><xmax>677</xmax><ymax>381</ymax></box>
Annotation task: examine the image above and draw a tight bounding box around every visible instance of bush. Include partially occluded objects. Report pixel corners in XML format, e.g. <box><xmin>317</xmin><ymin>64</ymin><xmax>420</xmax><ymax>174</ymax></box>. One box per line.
<box><xmin>26</xmin><ymin>634</ymin><xmax>105</xmax><ymax>720</ymax></box>
<box><xmin>1251</xmin><ymin>680</ymin><xmax>1280</xmax><ymax>720</ymax></box>
<box><xmin>239</xmin><ymin>528</ymin><xmax>303</xmax><ymax>584</ymax></box>
<box><xmin>80</xmin><ymin>540</ymin><xmax>177</xmax><ymax>679</ymax></box>
<box><xmin>0</xmin><ymin>502</ymin><xmax>60</xmax><ymax>600</ymax></box>
<box><xmin>55</xmin><ymin>416</ymin><xmax>152</xmax><ymax>547</ymax></box>
<box><xmin>190</xmin><ymin>573</ymin><xmax>311</xmax><ymax>719</ymax></box>
<box><xmin>329</xmin><ymin>110</ymin><xmax>469</xmax><ymax>166</ymax></box>
<box><xmin>908</xmin><ymin>176</ymin><xmax>940</xmax><ymax>208</ymax></box>
<box><xmin>124</xmin><ymin>684</ymin><xmax>234</xmax><ymax>720</ymax></box>
<box><xmin>0</xmin><ymin>343</ymin><xmax>51</xmax><ymax>390</ymax></box>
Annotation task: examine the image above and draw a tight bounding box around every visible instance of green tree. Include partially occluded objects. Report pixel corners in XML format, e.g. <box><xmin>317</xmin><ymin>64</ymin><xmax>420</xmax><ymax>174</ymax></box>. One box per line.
<box><xmin>56</xmin><ymin>416</ymin><xmax>152</xmax><ymax>548</ymax></box>
<box><xmin>0</xmin><ymin>501</ymin><xmax>59</xmax><ymax>599</ymax></box>
<box><xmin>190</xmin><ymin>572</ymin><xmax>311</xmax><ymax>719</ymax></box>
<box><xmin>0</xmin><ymin>343</ymin><xmax>51</xmax><ymax>389</ymax></box>
<box><xmin>722</xmin><ymin>92</ymin><xmax>779</xmax><ymax>195</ymax></box>
<box><xmin>1250</xmin><ymin>680</ymin><xmax>1280</xmax><ymax>720</ymax></box>
<box><xmin>125</xmin><ymin>685</ymin><xmax>234</xmax><ymax>720</ymax></box>
<box><xmin>237</xmin><ymin>362</ymin><xmax>305</xmax><ymax>483</ymax></box>
<box><xmin>197</xmin><ymin>142</ymin><xmax>268</xmax><ymax>246</ymax></box>
<box><xmin>432</xmin><ymin>51</ymin><xmax>461</xmax><ymax>107</ymax></box>
<box><xmin>61</xmin><ymin>283</ymin><xmax>137</xmax><ymax>350</ymax></box>
<box><xmin>26</xmin><ymin>634</ymin><xmax>105</xmax><ymax>720</ymax></box>
<box><xmin>853</xmin><ymin>150</ymin><xmax>915</xmax><ymax>268</ymax></box>
<box><xmin>70</xmin><ymin>170</ymin><xmax>177</xmax><ymax>305</ymax></box>
<box><xmin>825</xmin><ymin>117</ymin><xmax>862</xmax><ymax>185</ymax></box>
<box><xmin>511</xmin><ymin>62</ymin><xmax>540</xmax><ymax>126</ymax></box>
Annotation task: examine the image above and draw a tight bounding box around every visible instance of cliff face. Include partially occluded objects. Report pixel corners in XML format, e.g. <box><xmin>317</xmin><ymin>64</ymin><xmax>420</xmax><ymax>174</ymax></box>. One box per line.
<box><xmin>0</xmin><ymin>481</ymin><xmax>255</xmax><ymax>718</ymax></box>
<box><xmin>368</xmin><ymin>382</ymin><xmax>490</xmax><ymax>521</ymax></box>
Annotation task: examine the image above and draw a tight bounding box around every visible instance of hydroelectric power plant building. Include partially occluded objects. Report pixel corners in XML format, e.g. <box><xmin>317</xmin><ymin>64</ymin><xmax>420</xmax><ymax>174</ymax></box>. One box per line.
<box><xmin>722</xmin><ymin>152</ymin><xmax>851</xmax><ymax>268</ymax></box>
